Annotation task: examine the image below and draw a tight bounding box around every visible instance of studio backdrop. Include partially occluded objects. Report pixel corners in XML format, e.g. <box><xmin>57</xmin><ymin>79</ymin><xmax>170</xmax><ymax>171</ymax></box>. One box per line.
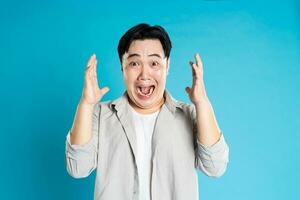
<box><xmin>0</xmin><ymin>0</ymin><xmax>299</xmax><ymax>199</ymax></box>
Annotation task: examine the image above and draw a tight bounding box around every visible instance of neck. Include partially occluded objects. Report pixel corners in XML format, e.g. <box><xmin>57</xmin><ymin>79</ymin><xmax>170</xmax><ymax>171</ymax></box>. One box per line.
<box><xmin>128</xmin><ymin>96</ymin><xmax>165</xmax><ymax>114</ymax></box>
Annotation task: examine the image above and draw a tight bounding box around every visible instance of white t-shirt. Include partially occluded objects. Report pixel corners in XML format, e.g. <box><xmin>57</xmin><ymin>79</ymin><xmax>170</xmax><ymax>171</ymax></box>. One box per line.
<box><xmin>129</xmin><ymin>105</ymin><xmax>160</xmax><ymax>200</ymax></box>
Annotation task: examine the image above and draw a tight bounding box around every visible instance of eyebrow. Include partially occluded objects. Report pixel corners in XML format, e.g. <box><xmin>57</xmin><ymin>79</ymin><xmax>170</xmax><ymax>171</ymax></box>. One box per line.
<box><xmin>148</xmin><ymin>53</ymin><xmax>162</xmax><ymax>58</ymax></box>
<box><xmin>127</xmin><ymin>53</ymin><xmax>162</xmax><ymax>59</ymax></box>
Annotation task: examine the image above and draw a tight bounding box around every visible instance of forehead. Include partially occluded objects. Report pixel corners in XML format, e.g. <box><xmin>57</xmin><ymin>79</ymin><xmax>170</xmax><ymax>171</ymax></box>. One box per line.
<box><xmin>126</xmin><ymin>39</ymin><xmax>164</xmax><ymax>58</ymax></box>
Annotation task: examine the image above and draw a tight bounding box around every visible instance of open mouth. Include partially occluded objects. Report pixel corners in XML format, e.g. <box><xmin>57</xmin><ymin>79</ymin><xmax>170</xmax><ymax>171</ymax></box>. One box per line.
<box><xmin>136</xmin><ymin>85</ymin><xmax>155</xmax><ymax>97</ymax></box>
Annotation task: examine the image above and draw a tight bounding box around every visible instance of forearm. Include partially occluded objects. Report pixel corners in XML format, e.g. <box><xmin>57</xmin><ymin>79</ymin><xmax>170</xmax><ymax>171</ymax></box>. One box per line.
<box><xmin>70</xmin><ymin>99</ymin><xmax>95</xmax><ymax>145</ymax></box>
<box><xmin>194</xmin><ymin>97</ymin><xmax>221</xmax><ymax>147</ymax></box>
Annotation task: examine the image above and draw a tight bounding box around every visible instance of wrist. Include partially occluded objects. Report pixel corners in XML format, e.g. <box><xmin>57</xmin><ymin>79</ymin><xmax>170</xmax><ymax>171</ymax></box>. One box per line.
<box><xmin>193</xmin><ymin>96</ymin><xmax>210</xmax><ymax>107</ymax></box>
<box><xmin>79</xmin><ymin>98</ymin><xmax>95</xmax><ymax>109</ymax></box>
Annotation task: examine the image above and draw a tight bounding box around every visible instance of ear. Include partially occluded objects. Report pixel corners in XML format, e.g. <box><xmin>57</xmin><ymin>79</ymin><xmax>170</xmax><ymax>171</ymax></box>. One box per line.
<box><xmin>120</xmin><ymin>59</ymin><xmax>124</xmax><ymax>72</ymax></box>
<box><xmin>121</xmin><ymin>53</ymin><xmax>128</xmax><ymax>73</ymax></box>
<box><xmin>166</xmin><ymin>58</ymin><xmax>170</xmax><ymax>75</ymax></box>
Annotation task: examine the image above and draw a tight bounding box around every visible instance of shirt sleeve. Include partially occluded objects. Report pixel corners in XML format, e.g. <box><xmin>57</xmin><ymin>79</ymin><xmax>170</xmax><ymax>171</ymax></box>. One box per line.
<box><xmin>195</xmin><ymin>131</ymin><xmax>229</xmax><ymax>177</ymax></box>
<box><xmin>65</xmin><ymin>103</ymin><xmax>100</xmax><ymax>178</ymax></box>
<box><xmin>189</xmin><ymin>104</ymin><xmax>230</xmax><ymax>178</ymax></box>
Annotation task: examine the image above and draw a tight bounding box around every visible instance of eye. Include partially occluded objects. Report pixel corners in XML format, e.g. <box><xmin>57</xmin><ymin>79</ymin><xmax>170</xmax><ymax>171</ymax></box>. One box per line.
<box><xmin>151</xmin><ymin>61</ymin><xmax>159</xmax><ymax>67</ymax></box>
<box><xmin>129</xmin><ymin>61</ymin><xmax>139</xmax><ymax>67</ymax></box>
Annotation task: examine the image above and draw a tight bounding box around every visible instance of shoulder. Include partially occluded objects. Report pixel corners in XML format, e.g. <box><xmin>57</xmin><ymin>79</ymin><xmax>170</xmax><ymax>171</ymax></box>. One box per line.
<box><xmin>175</xmin><ymin>100</ymin><xmax>196</xmax><ymax>115</ymax></box>
<box><xmin>95</xmin><ymin>99</ymin><xmax>115</xmax><ymax>114</ymax></box>
<box><xmin>93</xmin><ymin>94</ymin><xmax>125</xmax><ymax>119</ymax></box>
<box><xmin>167</xmin><ymin>94</ymin><xmax>196</xmax><ymax>118</ymax></box>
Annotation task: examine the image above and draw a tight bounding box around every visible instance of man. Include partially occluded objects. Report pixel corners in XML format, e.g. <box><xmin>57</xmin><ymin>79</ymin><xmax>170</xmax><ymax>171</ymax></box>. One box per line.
<box><xmin>65</xmin><ymin>23</ymin><xmax>229</xmax><ymax>200</ymax></box>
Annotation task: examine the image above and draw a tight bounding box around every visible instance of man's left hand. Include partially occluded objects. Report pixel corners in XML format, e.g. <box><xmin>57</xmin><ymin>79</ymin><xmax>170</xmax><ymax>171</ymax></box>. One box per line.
<box><xmin>185</xmin><ymin>53</ymin><xmax>208</xmax><ymax>105</ymax></box>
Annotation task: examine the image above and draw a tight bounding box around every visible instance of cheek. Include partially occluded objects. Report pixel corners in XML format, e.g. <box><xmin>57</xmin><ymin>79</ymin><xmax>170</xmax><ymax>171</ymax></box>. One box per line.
<box><xmin>123</xmin><ymin>70</ymin><xmax>138</xmax><ymax>85</ymax></box>
<box><xmin>152</xmin><ymin>70</ymin><xmax>167</xmax><ymax>83</ymax></box>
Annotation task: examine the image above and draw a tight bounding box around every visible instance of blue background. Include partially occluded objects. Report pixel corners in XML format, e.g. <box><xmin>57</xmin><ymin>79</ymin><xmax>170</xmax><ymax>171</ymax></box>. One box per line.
<box><xmin>1</xmin><ymin>0</ymin><xmax>299</xmax><ymax>199</ymax></box>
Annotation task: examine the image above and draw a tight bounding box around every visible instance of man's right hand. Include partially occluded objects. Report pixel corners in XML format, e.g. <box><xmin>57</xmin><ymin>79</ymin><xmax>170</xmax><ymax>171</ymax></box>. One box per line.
<box><xmin>80</xmin><ymin>54</ymin><xmax>110</xmax><ymax>105</ymax></box>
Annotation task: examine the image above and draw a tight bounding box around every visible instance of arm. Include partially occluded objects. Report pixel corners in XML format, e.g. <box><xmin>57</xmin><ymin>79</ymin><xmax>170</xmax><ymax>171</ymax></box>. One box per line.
<box><xmin>70</xmin><ymin>54</ymin><xmax>109</xmax><ymax>145</ymax></box>
<box><xmin>191</xmin><ymin>100</ymin><xmax>229</xmax><ymax>178</ymax></box>
<box><xmin>194</xmin><ymin>97</ymin><xmax>221</xmax><ymax>146</ymax></box>
<box><xmin>186</xmin><ymin>53</ymin><xmax>229</xmax><ymax>177</ymax></box>
<box><xmin>69</xmin><ymin>100</ymin><xmax>95</xmax><ymax>145</ymax></box>
<box><xmin>65</xmin><ymin>54</ymin><xmax>109</xmax><ymax>178</ymax></box>
<box><xmin>65</xmin><ymin>103</ymin><xmax>100</xmax><ymax>178</ymax></box>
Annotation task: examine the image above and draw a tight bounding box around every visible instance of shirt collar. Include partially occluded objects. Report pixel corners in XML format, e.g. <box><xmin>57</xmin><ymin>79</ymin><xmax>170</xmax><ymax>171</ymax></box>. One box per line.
<box><xmin>110</xmin><ymin>89</ymin><xmax>182</xmax><ymax>115</ymax></box>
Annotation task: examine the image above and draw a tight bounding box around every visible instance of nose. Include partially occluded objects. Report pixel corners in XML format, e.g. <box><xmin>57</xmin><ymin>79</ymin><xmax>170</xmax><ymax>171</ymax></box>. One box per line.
<box><xmin>138</xmin><ymin>65</ymin><xmax>151</xmax><ymax>80</ymax></box>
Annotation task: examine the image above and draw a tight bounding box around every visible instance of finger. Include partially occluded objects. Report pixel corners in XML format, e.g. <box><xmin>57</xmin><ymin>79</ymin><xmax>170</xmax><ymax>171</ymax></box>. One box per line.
<box><xmin>194</xmin><ymin>53</ymin><xmax>203</xmax><ymax>69</ymax></box>
<box><xmin>101</xmin><ymin>86</ymin><xmax>109</xmax><ymax>94</ymax></box>
<box><xmin>185</xmin><ymin>86</ymin><xmax>191</xmax><ymax>94</ymax></box>
<box><xmin>92</xmin><ymin>59</ymin><xmax>98</xmax><ymax>77</ymax></box>
<box><xmin>189</xmin><ymin>61</ymin><xmax>196</xmax><ymax>77</ymax></box>
<box><xmin>88</xmin><ymin>56</ymin><xmax>96</xmax><ymax>78</ymax></box>
<box><xmin>85</xmin><ymin>54</ymin><xmax>95</xmax><ymax>80</ymax></box>
<box><xmin>189</xmin><ymin>61</ymin><xmax>200</xmax><ymax>78</ymax></box>
<box><xmin>98</xmin><ymin>86</ymin><xmax>110</xmax><ymax>98</ymax></box>
<box><xmin>95</xmin><ymin>59</ymin><xmax>98</xmax><ymax>75</ymax></box>
<box><xmin>93</xmin><ymin>60</ymin><xmax>99</xmax><ymax>86</ymax></box>
<box><xmin>86</xmin><ymin>53</ymin><xmax>96</xmax><ymax>69</ymax></box>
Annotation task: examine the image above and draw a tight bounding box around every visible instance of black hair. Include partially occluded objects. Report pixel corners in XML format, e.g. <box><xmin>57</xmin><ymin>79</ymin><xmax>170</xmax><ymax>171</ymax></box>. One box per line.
<box><xmin>117</xmin><ymin>23</ymin><xmax>172</xmax><ymax>63</ymax></box>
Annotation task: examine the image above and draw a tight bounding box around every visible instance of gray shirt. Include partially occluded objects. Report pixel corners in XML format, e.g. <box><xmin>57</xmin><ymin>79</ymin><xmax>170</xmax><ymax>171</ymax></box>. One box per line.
<box><xmin>65</xmin><ymin>90</ymin><xmax>229</xmax><ymax>200</ymax></box>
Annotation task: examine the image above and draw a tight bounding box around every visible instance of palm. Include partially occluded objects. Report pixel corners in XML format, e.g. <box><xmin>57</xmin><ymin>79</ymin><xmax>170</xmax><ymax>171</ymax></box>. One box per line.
<box><xmin>81</xmin><ymin>54</ymin><xmax>109</xmax><ymax>105</ymax></box>
<box><xmin>185</xmin><ymin>53</ymin><xmax>207</xmax><ymax>104</ymax></box>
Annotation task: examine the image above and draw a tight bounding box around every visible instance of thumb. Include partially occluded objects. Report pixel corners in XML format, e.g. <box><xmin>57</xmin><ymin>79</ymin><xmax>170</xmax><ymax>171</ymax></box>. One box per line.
<box><xmin>185</xmin><ymin>86</ymin><xmax>191</xmax><ymax>94</ymax></box>
<box><xmin>98</xmin><ymin>86</ymin><xmax>110</xmax><ymax>99</ymax></box>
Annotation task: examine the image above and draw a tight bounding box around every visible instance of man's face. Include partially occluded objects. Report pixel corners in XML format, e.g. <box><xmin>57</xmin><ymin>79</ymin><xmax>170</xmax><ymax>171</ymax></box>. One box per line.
<box><xmin>121</xmin><ymin>39</ymin><xmax>169</xmax><ymax>110</ymax></box>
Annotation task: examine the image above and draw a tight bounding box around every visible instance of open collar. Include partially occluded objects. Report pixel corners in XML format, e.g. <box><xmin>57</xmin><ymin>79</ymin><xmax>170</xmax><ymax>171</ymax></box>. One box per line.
<box><xmin>110</xmin><ymin>89</ymin><xmax>182</xmax><ymax>115</ymax></box>
<box><xmin>108</xmin><ymin>89</ymin><xmax>182</xmax><ymax>165</ymax></box>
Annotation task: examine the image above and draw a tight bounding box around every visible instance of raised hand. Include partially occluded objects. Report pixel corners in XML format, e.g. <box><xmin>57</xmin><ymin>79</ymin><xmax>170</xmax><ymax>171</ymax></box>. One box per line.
<box><xmin>80</xmin><ymin>54</ymin><xmax>109</xmax><ymax>105</ymax></box>
<box><xmin>185</xmin><ymin>53</ymin><xmax>207</xmax><ymax>105</ymax></box>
